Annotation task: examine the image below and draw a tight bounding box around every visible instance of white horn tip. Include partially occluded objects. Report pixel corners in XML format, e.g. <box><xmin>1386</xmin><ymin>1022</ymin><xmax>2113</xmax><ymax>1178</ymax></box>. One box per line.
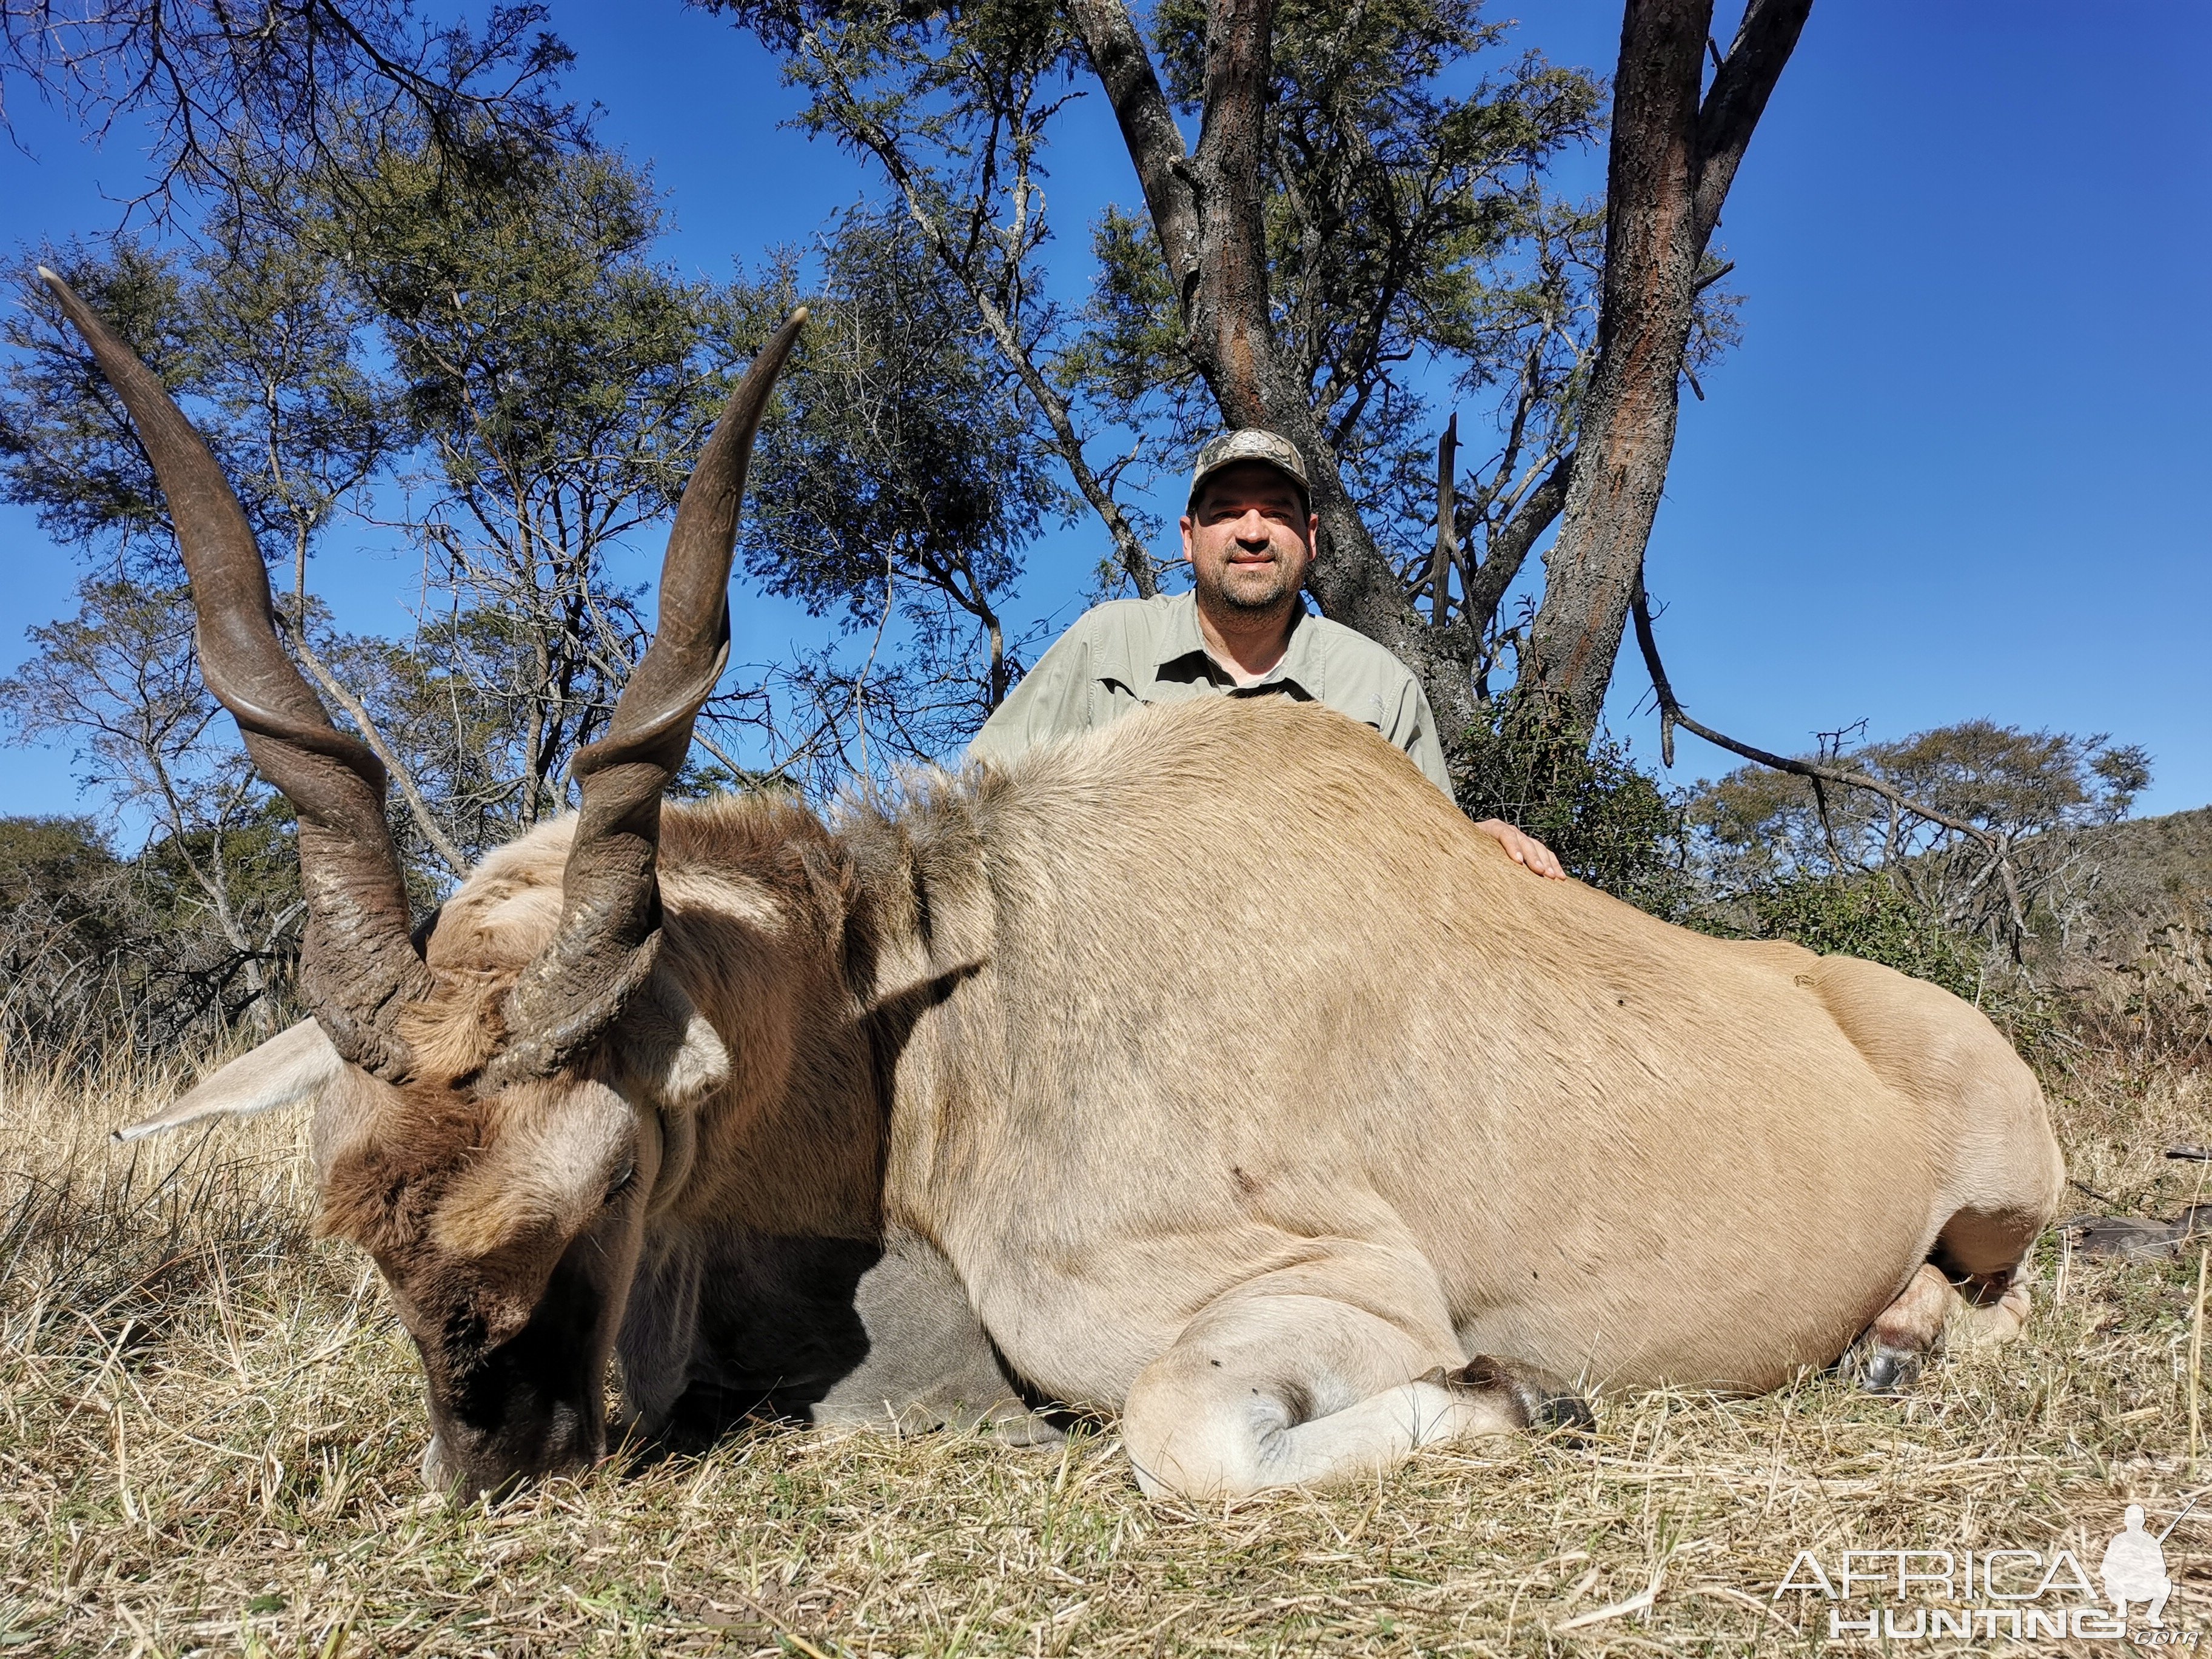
<box><xmin>35</xmin><ymin>264</ymin><xmax>59</xmax><ymax>283</ymax></box>
<box><xmin>788</xmin><ymin>304</ymin><xmax>811</xmax><ymax>324</ymax></box>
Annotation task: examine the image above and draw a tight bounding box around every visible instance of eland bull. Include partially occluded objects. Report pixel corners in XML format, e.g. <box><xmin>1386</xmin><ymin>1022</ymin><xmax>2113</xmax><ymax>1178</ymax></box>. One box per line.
<box><xmin>49</xmin><ymin>270</ymin><xmax>2064</xmax><ymax>1503</ymax></box>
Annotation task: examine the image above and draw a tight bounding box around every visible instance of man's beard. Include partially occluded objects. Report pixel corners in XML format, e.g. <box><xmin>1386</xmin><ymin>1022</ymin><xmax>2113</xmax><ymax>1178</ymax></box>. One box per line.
<box><xmin>1200</xmin><ymin>560</ymin><xmax>1300</xmax><ymax>612</ymax></box>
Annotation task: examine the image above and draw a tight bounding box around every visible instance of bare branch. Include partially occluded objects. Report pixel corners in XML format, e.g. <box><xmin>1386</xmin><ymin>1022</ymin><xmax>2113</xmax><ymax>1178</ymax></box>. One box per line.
<box><xmin>1426</xmin><ymin>414</ymin><xmax>1457</xmax><ymax>622</ymax></box>
<box><xmin>1463</xmin><ymin>448</ymin><xmax>1572</xmax><ymax>635</ymax></box>
<box><xmin>282</xmin><ymin>609</ymin><xmax>469</xmax><ymax>879</ymax></box>
<box><xmin>1632</xmin><ymin>578</ymin><xmax>2032</xmax><ymax>947</ymax></box>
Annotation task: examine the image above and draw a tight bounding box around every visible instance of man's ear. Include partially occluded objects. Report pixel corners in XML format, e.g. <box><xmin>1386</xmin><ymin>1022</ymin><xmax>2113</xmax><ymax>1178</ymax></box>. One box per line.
<box><xmin>115</xmin><ymin>1018</ymin><xmax>343</xmax><ymax>1142</ymax></box>
<box><xmin>1179</xmin><ymin>512</ymin><xmax>1196</xmax><ymax>562</ymax></box>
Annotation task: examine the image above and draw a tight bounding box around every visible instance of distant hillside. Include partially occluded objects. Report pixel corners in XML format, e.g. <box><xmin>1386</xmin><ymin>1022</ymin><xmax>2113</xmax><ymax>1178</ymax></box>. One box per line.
<box><xmin>2039</xmin><ymin>805</ymin><xmax>2211</xmax><ymax>1061</ymax></box>
<box><xmin>2060</xmin><ymin>805</ymin><xmax>2212</xmax><ymax>948</ymax></box>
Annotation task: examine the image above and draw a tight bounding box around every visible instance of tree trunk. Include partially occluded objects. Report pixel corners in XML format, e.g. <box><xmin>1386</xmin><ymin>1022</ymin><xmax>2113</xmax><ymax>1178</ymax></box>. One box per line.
<box><xmin>1524</xmin><ymin>0</ymin><xmax>1812</xmax><ymax>736</ymax></box>
<box><xmin>1068</xmin><ymin>0</ymin><xmax>1808</xmax><ymax>756</ymax></box>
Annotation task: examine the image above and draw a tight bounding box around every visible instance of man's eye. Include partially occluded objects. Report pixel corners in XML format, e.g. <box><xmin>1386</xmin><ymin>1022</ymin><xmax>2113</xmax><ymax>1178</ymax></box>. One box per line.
<box><xmin>605</xmin><ymin>1162</ymin><xmax>637</xmax><ymax>1202</ymax></box>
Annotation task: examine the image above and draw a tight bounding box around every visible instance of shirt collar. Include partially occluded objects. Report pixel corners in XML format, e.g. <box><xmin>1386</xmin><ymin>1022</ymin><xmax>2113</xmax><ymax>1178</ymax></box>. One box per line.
<box><xmin>1155</xmin><ymin>589</ymin><xmax>1325</xmax><ymax>699</ymax></box>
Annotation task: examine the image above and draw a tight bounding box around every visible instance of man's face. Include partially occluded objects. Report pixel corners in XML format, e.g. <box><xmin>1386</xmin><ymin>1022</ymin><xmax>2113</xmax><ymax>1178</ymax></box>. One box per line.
<box><xmin>1180</xmin><ymin>461</ymin><xmax>1319</xmax><ymax>614</ymax></box>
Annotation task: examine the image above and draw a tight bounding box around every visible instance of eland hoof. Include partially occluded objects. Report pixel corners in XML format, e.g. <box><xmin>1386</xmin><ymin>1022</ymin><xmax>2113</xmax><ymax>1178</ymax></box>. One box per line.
<box><xmin>1841</xmin><ymin>1340</ymin><xmax>1923</xmax><ymax>1394</ymax></box>
<box><xmin>1428</xmin><ymin>1355</ymin><xmax>1595</xmax><ymax>1440</ymax></box>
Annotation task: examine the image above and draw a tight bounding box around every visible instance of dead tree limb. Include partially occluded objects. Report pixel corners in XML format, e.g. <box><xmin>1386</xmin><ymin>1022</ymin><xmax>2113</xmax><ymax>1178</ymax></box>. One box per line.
<box><xmin>1461</xmin><ymin>448</ymin><xmax>1573</xmax><ymax>637</ymax></box>
<box><xmin>283</xmin><ymin>618</ymin><xmax>469</xmax><ymax>879</ymax></box>
<box><xmin>1427</xmin><ymin>415</ymin><xmax>1458</xmax><ymax>622</ymax></box>
<box><xmin>1631</xmin><ymin>579</ymin><xmax>2030</xmax><ymax>946</ymax></box>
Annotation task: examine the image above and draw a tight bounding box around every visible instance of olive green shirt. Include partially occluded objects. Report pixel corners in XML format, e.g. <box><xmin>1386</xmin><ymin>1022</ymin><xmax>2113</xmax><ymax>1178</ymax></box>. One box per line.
<box><xmin>970</xmin><ymin>589</ymin><xmax>1450</xmax><ymax>793</ymax></box>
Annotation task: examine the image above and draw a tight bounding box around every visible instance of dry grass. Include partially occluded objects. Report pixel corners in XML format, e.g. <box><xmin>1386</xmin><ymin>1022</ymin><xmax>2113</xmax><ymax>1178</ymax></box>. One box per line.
<box><xmin>4</xmin><ymin>1045</ymin><xmax>2210</xmax><ymax>1657</ymax></box>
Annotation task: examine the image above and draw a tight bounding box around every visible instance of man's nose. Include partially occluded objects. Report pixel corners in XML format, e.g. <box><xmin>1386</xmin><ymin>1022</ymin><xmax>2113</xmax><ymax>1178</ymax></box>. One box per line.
<box><xmin>1232</xmin><ymin>511</ymin><xmax>1273</xmax><ymax>544</ymax></box>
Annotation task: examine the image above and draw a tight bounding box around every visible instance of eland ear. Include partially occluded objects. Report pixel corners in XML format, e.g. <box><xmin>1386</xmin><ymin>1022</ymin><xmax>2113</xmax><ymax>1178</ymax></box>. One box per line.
<box><xmin>115</xmin><ymin>1017</ymin><xmax>345</xmax><ymax>1143</ymax></box>
<box><xmin>615</xmin><ymin>980</ymin><xmax>729</xmax><ymax>1110</ymax></box>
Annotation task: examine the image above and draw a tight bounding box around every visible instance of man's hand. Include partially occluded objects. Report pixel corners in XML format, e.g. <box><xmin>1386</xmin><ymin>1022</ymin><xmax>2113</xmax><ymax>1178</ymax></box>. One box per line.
<box><xmin>1474</xmin><ymin>818</ymin><xmax>1566</xmax><ymax>880</ymax></box>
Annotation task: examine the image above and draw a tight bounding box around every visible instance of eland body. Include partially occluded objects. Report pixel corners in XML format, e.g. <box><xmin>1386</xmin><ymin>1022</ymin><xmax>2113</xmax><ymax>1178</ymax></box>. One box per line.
<box><xmin>55</xmin><ymin>270</ymin><xmax>2062</xmax><ymax>1501</ymax></box>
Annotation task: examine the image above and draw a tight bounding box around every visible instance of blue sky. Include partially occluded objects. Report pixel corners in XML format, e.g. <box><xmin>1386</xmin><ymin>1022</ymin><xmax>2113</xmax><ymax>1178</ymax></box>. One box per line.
<box><xmin>4</xmin><ymin>1</ymin><xmax>2207</xmax><ymax>827</ymax></box>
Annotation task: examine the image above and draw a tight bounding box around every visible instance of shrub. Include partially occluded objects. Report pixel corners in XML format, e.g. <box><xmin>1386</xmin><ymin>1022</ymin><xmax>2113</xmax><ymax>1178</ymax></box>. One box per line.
<box><xmin>1453</xmin><ymin>704</ymin><xmax>1689</xmax><ymax>917</ymax></box>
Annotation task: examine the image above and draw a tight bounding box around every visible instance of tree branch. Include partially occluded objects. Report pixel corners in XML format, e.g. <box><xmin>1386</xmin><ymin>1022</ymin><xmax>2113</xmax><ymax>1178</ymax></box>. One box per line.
<box><xmin>1463</xmin><ymin>447</ymin><xmax>1572</xmax><ymax>634</ymax></box>
<box><xmin>1631</xmin><ymin>579</ymin><xmax>2031</xmax><ymax>945</ymax></box>
<box><xmin>1692</xmin><ymin>0</ymin><xmax>1815</xmax><ymax>247</ymax></box>
<box><xmin>283</xmin><ymin>621</ymin><xmax>469</xmax><ymax>878</ymax></box>
<box><xmin>789</xmin><ymin>19</ymin><xmax>1159</xmax><ymax>597</ymax></box>
<box><xmin>1064</xmin><ymin>0</ymin><xmax>1201</xmax><ymax>291</ymax></box>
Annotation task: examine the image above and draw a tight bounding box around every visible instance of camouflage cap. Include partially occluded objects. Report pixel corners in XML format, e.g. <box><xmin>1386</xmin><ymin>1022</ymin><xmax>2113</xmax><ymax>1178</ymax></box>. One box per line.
<box><xmin>1187</xmin><ymin>428</ymin><xmax>1310</xmax><ymax>511</ymax></box>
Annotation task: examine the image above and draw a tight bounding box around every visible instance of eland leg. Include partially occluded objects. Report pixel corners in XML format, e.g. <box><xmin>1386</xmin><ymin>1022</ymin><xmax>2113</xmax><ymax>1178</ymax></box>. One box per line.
<box><xmin>1846</xmin><ymin>1159</ymin><xmax>2054</xmax><ymax>1390</ymax></box>
<box><xmin>1845</xmin><ymin>1253</ymin><xmax>2036</xmax><ymax>1393</ymax></box>
<box><xmin>815</xmin><ymin>1227</ymin><xmax>1061</xmax><ymax>1446</ymax></box>
<box><xmin>1119</xmin><ymin>1248</ymin><xmax>1587</xmax><ymax>1500</ymax></box>
<box><xmin>1845</xmin><ymin>1262</ymin><xmax>1956</xmax><ymax>1391</ymax></box>
<box><xmin>1931</xmin><ymin>1204</ymin><xmax>2043</xmax><ymax>1351</ymax></box>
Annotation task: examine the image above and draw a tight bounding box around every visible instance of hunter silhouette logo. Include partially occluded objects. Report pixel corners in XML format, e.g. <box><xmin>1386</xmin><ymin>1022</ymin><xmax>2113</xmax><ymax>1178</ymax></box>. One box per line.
<box><xmin>1775</xmin><ymin>1496</ymin><xmax>2200</xmax><ymax>1643</ymax></box>
<box><xmin>2103</xmin><ymin>1498</ymin><xmax>2194</xmax><ymax>1628</ymax></box>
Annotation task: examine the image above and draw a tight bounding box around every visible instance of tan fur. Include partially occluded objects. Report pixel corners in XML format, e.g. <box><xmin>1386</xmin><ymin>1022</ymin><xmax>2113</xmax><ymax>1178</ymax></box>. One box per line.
<box><xmin>245</xmin><ymin>696</ymin><xmax>2059</xmax><ymax>1498</ymax></box>
<box><xmin>854</xmin><ymin>700</ymin><xmax>2062</xmax><ymax>1492</ymax></box>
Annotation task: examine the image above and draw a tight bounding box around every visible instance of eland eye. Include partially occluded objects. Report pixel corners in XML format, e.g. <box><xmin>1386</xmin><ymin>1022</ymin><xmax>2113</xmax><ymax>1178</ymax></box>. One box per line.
<box><xmin>604</xmin><ymin>1161</ymin><xmax>637</xmax><ymax>1202</ymax></box>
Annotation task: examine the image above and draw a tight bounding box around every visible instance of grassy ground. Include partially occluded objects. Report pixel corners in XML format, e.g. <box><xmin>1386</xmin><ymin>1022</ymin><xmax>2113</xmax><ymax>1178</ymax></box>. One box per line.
<box><xmin>4</xmin><ymin>1047</ymin><xmax>2210</xmax><ymax>1657</ymax></box>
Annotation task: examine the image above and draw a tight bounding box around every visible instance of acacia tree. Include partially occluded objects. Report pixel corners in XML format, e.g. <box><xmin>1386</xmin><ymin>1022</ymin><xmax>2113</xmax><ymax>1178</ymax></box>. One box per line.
<box><xmin>5</xmin><ymin>119</ymin><xmax>1049</xmax><ymax>844</ymax></box>
<box><xmin>329</xmin><ymin>141</ymin><xmax>768</xmax><ymax>830</ymax></box>
<box><xmin>1067</xmin><ymin>0</ymin><xmax>1806</xmax><ymax>743</ymax></box>
<box><xmin>716</xmin><ymin>0</ymin><xmax>1792</xmax><ymax>772</ymax></box>
<box><xmin>1689</xmin><ymin>723</ymin><xmax>2152</xmax><ymax>954</ymax></box>
<box><xmin>739</xmin><ymin>212</ymin><xmax>1067</xmax><ymax>770</ymax></box>
<box><xmin>719</xmin><ymin>0</ymin><xmax>1609</xmax><ymax>672</ymax></box>
<box><xmin>0</xmin><ymin>226</ymin><xmax>479</xmax><ymax>860</ymax></box>
<box><xmin>1078</xmin><ymin>0</ymin><xmax>1611</xmax><ymax>691</ymax></box>
<box><xmin>0</xmin><ymin>0</ymin><xmax>583</xmax><ymax>223</ymax></box>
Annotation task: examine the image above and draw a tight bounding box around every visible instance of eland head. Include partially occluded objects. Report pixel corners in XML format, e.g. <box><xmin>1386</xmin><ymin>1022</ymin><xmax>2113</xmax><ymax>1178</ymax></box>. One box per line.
<box><xmin>47</xmin><ymin>269</ymin><xmax>806</xmax><ymax>1496</ymax></box>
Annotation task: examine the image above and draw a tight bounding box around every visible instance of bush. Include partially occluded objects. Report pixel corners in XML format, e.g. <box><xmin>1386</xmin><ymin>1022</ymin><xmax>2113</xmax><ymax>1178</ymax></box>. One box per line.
<box><xmin>0</xmin><ymin>813</ymin><xmax>300</xmax><ymax>1065</ymax></box>
<box><xmin>1452</xmin><ymin>704</ymin><xmax>1689</xmax><ymax>916</ymax></box>
<box><xmin>1728</xmin><ymin>873</ymin><xmax>1985</xmax><ymax>1002</ymax></box>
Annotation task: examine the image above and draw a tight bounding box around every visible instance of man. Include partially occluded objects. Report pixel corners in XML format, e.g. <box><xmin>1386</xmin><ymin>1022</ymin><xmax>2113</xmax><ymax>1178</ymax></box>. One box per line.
<box><xmin>971</xmin><ymin>427</ymin><xmax>1564</xmax><ymax>879</ymax></box>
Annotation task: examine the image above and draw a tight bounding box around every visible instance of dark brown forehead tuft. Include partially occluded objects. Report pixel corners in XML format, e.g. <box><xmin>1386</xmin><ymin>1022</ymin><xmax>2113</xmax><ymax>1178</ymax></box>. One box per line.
<box><xmin>315</xmin><ymin>1083</ymin><xmax>485</xmax><ymax>1256</ymax></box>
